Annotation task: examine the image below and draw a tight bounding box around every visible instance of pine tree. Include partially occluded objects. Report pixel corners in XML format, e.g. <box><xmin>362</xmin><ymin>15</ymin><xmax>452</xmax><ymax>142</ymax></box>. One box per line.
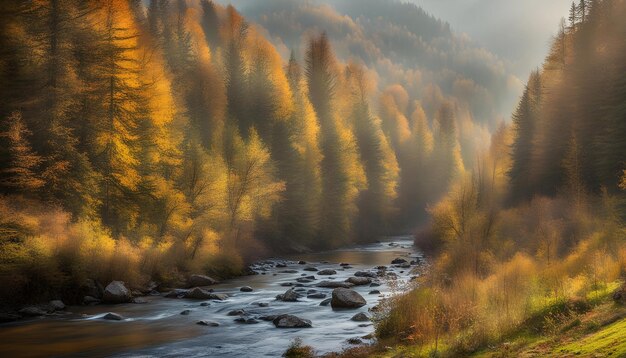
<box><xmin>347</xmin><ymin>63</ymin><xmax>398</xmax><ymax>241</ymax></box>
<box><xmin>562</xmin><ymin>133</ymin><xmax>585</xmax><ymax>209</ymax></box>
<box><xmin>396</xmin><ymin>101</ymin><xmax>434</xmax><ymax>226</ymax></box>
<box><xmin>223</xmin><ymin>6</ymin><xmax>249</xmax><ymax>134</ymax></box>
<box><xmin>578</xmin><ymin>0</ymin><xmax>589</xmax><ymax>23</ymax></box>
<box><xmin>306</xmin><ymin>33</ymin><xmax>365</xmax><ymax>246</ymax></box>
<box><xmin>569</xmin><ymin>2</ymin><xmax>579</xmax><ymax>28</ymax></box>
<box><xmin>509</xmin><ymin>71</ymin><xmax>541</xmax><ymax>203</ymax></box>
<box><xmin>90</xmin><ymin>0</ymin><xmax>145</xmax><ymax>231</ymax></box>
<box><xmin>432</xmin><ymin>101</ymin><xmax>464</xmax><ymax>193</ymax></box>
<box><xmin>200</xmin><ymin>0</ymin><xmax>221</xmax><ymax>48</ymax></box>
<box><xmin>0</xmin><ymin>112</ymin><xmax>45</xmax><ymax>193</ymax></box>
<box><xmin>265</xmin><ymin>52</ymin><xmax>323</xmax><ymax>248</ymax></box>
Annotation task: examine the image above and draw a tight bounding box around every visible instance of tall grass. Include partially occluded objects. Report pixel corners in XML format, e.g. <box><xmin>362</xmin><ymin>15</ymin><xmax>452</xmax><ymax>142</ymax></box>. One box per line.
<box><xmin>0</xmin><ymin>196</ymin><xmax>246</xmax><ymax>305</ymax></box>
<box><xmin>376</xmin><ymin>180</ymin><xmax>626</xmax><ymax>355</ymax></box>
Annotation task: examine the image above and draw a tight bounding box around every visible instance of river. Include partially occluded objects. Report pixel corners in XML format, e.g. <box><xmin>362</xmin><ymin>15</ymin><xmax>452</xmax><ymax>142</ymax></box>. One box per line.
<box><xmin>0</xmin><ymin>236</ymin><xmax>422</xmax><ymax>357</ymax></box>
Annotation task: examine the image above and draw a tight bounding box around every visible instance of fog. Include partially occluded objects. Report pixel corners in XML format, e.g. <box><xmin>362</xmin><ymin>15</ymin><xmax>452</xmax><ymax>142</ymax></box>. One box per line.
<box><xmin>411</xmin><ymin>0</ymin><xmax>572</xmax><ymax>78</ymax></box>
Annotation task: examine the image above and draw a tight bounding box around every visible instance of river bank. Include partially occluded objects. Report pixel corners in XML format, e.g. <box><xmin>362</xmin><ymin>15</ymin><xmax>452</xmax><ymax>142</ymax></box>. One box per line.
<box><xmin>0</xmin><ymin>236</ymin><xmax>422</xmax><ymax>357</ymax></box>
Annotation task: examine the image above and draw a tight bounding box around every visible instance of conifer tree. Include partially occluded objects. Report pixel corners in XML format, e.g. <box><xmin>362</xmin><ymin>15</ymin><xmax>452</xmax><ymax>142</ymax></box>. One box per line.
<box><xmin>432</xmin><ymin>101</ymin><xmax>464</xmax><ymax>193</ymax></box>
<box><xmin>347</xmin><ymin>63</ymin><xmax>399</xmax><ymax>241</ymax></box>
<box><xmin>223</xmin><ymin>6</ymin><xmax>249</xmax><ymax>133</ymax></box>
<box><xmin>200</xmin><ymin>0</ymin><xmax>221</xmax><ymax>48</ymax></box>
<box><xmin>509</xmin><ymin>71</ymin><xmax>541</xmax><ymax>203</ymax></box>
<box><xmin>306</xmin><ymin>33</ymin><xmax>365</xmax><ymax>246</ymax></box>
<box><xmin>0</xmin><ymin>112</ymin><xmax>45</xmax><ymax>193</ymax></box>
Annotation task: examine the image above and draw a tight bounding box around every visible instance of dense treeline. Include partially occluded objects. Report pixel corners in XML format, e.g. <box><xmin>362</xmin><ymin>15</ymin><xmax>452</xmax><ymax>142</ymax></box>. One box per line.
<box><xmin>0</xmin><ymin>0</ymin><xmax>468</xmax><ymax>302</ymax></box>
<box><xmin>509</xmin><ymin>0</ymin><xmax>626</xmax><ymax>202</ymax></box>
<box><xmin>375</xmin><ymin>0</ymin><xmax>626</xmax><ymax>356</ymax></box>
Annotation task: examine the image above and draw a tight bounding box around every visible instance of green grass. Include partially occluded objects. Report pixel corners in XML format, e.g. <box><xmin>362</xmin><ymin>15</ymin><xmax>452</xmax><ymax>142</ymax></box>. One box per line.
<box><xmin>365</xmin><ymin>282</ymin><xmax>626</xmax><ymax>358</ymax></box>
<box><xmin>553</xmin><ymin>315</ymin><xmax>626</xmax><ymax>356</ymax></box>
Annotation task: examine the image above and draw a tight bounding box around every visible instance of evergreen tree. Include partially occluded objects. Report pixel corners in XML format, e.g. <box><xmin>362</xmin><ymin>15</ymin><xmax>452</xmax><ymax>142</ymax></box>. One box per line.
<box><xmin>509</xmin><ymin>71</ymin><xmax>541</xmax><ymax>203</ymax></box>
<box><xmin>347</xmin><ymin>63</ymin><xmax>399</xmax><ymax>241</ymax></box>
<box><xmin>569</xmin><ymin>2</ymin><xmax>579</xmax><ymax>28</ymax></box>
<box><xmin>0</xmin><ymin>112</ymin><xmax>45</xmax><ymax>193</ymax></box>
<box><xmin>223</xmin><ymin>6</ymin><xmax>249</xmax><ymax>133</ymax></box>
<box><xmin>200</xmin><ymin>0</ymin><xmax>221</xmax><ymax>48</ymax></box>
<box><xmin>306</xmin><ymin>33</ymin><xmax>365</xmax><ymax>246</ymax></box>
<box><xmin>432</xmin><ymin>101</ymin><xmax>464</xmax><ymax>194</ymax></box>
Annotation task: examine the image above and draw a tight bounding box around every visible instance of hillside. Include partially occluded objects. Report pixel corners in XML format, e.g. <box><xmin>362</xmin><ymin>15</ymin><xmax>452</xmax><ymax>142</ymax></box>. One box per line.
<box><xmin>345</xmin><ymin>0</ymin><xmax>626</xmax><ymax>356</ymax></box>
<box><xmin>225</xmin><ymin>0</ymin><xmax>521</xmax><ymax>127</ymax></box>
<box><xmin>0</xmin><ymin>0</ymin><xmax>514</xmax><ymax>305</ymax></box>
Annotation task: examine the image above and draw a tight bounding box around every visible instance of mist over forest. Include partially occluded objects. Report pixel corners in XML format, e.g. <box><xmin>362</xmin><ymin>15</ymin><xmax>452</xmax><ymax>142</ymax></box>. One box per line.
<box><xmin>0</xmin><ymin>1</ymin><xmax>624</xmax><ymax>357</ymax></box>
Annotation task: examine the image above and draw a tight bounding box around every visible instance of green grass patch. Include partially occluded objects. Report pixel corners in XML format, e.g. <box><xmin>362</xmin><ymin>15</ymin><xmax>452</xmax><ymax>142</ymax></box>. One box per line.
<box><xmin>554</xmin><ymin>316</ymin><xmax>626</xmax><ymax>356</ymax></box>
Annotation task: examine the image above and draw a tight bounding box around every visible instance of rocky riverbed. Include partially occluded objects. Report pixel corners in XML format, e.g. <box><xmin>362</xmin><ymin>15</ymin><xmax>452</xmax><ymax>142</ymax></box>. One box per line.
<box><xmin>0</xmin><ymin>236</ymin><xmax>422</xmax><ymax>357</ymax></box>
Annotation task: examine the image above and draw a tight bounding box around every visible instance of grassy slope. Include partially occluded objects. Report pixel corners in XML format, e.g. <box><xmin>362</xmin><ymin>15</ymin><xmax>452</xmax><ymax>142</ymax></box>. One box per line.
<box><xmin>368</xmin><ymin>284</ymin><xmax>626</xmax><ymax>358</ymax></box>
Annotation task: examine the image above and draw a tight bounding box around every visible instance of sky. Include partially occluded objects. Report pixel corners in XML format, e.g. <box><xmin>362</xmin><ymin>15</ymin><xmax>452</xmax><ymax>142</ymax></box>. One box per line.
<box><xmin>411</xmin><ymin>0</ymin><xmax>573</xmax><ymax>79</ymax></box>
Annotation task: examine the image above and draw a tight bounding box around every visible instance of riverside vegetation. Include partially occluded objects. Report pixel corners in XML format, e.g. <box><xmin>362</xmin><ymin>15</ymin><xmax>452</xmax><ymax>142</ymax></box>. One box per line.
<box><xmin>0</xmin><ymin>0</ymin><xmax>500</xmax><ymax>308</ymax></box>
<box><xmin>287</xmin><ymin>0</ymin><xmax>626</xmax><ymax>357</ymax></box>
<box><xmin>0</xmin><ymin>1</ymin><xmax>625</xmax><ymax>357</ymax></box>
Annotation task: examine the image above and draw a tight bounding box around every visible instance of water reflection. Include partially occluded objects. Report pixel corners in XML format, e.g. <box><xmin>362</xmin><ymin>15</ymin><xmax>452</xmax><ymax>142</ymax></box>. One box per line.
<box><xmin>0</xmin><ymin>236</ymin><xmax>421</xmax><ymax>357</ymax></box>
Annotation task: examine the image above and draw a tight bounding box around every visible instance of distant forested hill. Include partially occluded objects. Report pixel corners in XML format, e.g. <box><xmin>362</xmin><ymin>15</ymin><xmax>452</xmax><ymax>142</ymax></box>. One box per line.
<box><xmin>224</xmin><ymin>0</ymin><xmax>521</xmax><ymax>127</ymax></box>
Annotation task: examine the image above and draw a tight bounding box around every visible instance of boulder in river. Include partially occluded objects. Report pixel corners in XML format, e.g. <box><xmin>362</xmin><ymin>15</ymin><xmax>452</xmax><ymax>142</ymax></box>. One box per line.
<box><xmin>276</xmin><ymin>288</ymin><xmax>299</xmax><ymax>302</ymax></box>
<box><xmin>19</xmin><ymin>306</ymin><xmax>47</xmax><ymax>317</ymax></box>
<box><xmin>184</xmin><ymin>287</ymin><xmax>227</xmax><ymax>300</ymax></box>
<box><xmin>351</xmin><ymin>312</ymin><xmax>370</xmax><ymax>322</ymax></box>
<box><xmin>317</xmin><ymin>280</ymin><xmax>354</xmax><ymax>289</ymax></box>
<box><xmin>82</xmin><ymin>278</ymin><xmax>103</xmax><ymax>299</ymax></box>
<box><xmin>354</xmin><ymin>271</ymin><xmax>376</xmax><ymax>278</ymax></box>
<box><xmin>240</xmin><ymin>286</ymin><xmax>253</xmax><ymax>292</ymax></box>
<box><xmin>320</xmin><ymin>298</ymin><xmax>331</xmax><ymax>306</ymax></box>
<box><xmin>227</xmin><ymin>309</ymin><xmax>246</xmax><ymax>316</ymax></box>
<box><xmin>164</xmin><ymin>289</ymin><xmax>189</xmax><ymax>298</ymax></box>
<box><xmin>187</xmin><ymin>274</ymin><xmax>218</xmax><ymax>288</ymax></box>
<box><xmin>345</xmin><ymin>276</ymin><xmax>372</xmax><ymax>286</ymax></box>
<box><xmin>273</xmin><ymin>314</ymin><xmax>312</xmax><ymax>328</ymax></box>
<box><xmin>184</xmin><ymin>287</ymin><xmax>213</xmax><ymax>299</ymax></box>
<box><xmin>102</xmin><ymin>281</ymin><xmax>132</xmax><ymax>304</ymax></box>
<box><xmin>180</xmin><ymin>310</ymin><xmax>191</xmax><ymax>315</ymax></box>
<box><xmin>197</xmin><ymin>320</ymin><xmax>219</xmax><ymax>326</ymax></box>
<box><xmin>307</xmin><ymin>293</ymin><xmax>326</xmax><ymax>299</ymax></box>
<box><xmin>317</xmin><ymin>269</ymin><xmax>337</xmax><ymax>275</ymax></box>
<box><xmin>331</xmin><ymin>288</ymin><xmax>366</xmax><ymax>309</ymax></box>
<box><xmin>391</xmin><ymin>258</ymin><xmax>408</xmax><ymax>265</ymax></box>
<box><xmin>369</xmin><ymin>290</ymin><xmax>381</xmax><ymax>295</ymax></box>
<box><xmin>303</xmin><ymin>266</ymin><xmax>318</xmax><ymax>272</ymax></box>
<box><xmin>234</xmin><ymin>316</ymin><xmax>259</xmax><ymax>324</ymax></box>
<box><xmin>102</xmin><ymin>312</ymin><xmax>125</xmax><ymax>321</ymax></box>
<box><xmin>49</xmin><ymin>300</ymin><xmax>65</xmax><ymax>311</ymax></box>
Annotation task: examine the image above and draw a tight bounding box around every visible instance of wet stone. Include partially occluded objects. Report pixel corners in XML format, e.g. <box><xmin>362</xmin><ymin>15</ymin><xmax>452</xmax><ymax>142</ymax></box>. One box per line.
<box><xmin>197</xmin><ymin>320</ymin><xmax>219</xmax><ymax>326</ymax></box>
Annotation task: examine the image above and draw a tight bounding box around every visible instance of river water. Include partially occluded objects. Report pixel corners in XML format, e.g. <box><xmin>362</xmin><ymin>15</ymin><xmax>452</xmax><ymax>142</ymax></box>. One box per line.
<box><xmin>0</xmin><ymin>236</ymin><xmax>422</xmax><ymax>357</ymax></box>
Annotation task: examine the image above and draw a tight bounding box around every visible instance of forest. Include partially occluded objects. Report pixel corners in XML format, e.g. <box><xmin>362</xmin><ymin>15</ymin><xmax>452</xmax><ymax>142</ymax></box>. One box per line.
<box><xmin>365</xmin><ymin>0</ymin><xmax>626</xmax><ymax>356</ymax></box>
<box><xmin>0</xmin><ymin>0</ymin><xmax>473</xmax><ymax>304</ymax></box>
<box><xmin>0</xmin><ymin>0</ymin><xmax>624</xmax><ymax>357</ymax></box>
